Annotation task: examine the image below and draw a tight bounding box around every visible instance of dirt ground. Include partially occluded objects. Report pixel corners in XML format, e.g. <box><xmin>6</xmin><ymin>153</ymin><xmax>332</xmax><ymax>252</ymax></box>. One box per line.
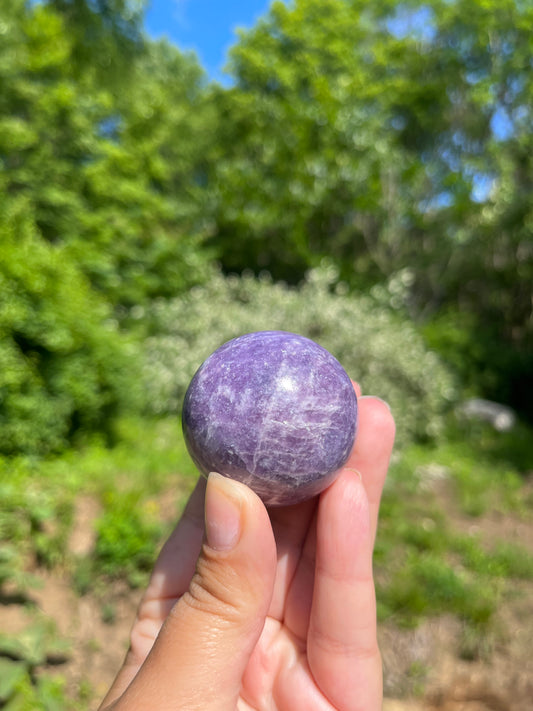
<box><xmin>1</xmin><ymin>488</ymin><xmax>532</xmax><ymax>711</ymax></box>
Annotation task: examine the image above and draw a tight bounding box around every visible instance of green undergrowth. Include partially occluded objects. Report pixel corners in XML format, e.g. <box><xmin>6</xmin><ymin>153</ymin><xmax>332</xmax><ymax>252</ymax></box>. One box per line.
<box><xmin>0</xmin><ymin>613</ymin><xmax>76</xmax><ymax>711</ymax></box>
<box><xmin>0</xmin><ymin>416</ymin><xmax>198</xmax><ymax>709</ymax></box>
<box><xmin>393</xmin><ymin>417</ymin><xmax>532</xmax><ymax>517</ymax></box>
<box><xmin>1</xmin><ymin>417</ymin><xmax>198</xmax><ymax>591</ymax></box>
<box><xmin>1</xmin><ymin>416</ymin><xmax>532</xmax><ymax>707</ymax></box>
<box><xmin>376</xmin><ymin>419</ymin><xmax>533</xmax><ymax>656</ymax></box>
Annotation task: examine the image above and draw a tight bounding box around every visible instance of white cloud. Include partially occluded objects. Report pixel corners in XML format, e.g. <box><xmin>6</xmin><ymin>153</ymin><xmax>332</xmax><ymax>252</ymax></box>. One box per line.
<box><xmin>171</xmin><ymin>0</ymin><xmax>190</xmax><ymax>28</ymax></box>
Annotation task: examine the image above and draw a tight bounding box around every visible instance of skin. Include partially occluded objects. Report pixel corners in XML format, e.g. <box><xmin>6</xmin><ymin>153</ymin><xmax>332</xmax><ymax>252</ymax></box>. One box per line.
<box><xmin>99</xmin><ymin>385</ymin><xmax>395</xmax><ymax>711</ymax></box>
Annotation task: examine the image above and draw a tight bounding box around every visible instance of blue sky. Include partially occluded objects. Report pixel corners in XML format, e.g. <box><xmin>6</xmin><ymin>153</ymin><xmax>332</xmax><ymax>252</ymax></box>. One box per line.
<box><xmin>144</xmin><ymin>0</ymin><xmax>273</xmax><ymax>82</ymax></box>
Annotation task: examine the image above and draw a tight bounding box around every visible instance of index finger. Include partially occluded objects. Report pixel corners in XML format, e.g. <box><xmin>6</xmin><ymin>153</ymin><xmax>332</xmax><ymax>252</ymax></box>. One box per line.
<box><xmin>347</xmin><ymin>395</ymin><xmax>396</xmax><ymax>544</ymax></box>
<box><xmin>305</xmin><ymin>396</ymin><xmax>395</xmax><ymax>710</ymax></box>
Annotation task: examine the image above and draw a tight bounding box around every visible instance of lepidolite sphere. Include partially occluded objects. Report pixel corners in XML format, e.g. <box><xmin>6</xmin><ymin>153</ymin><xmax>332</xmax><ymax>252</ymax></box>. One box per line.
<box><xmin>182</xmin><ymin>331</ymin><xmax>358</xmax><ymax>506</ymax></box>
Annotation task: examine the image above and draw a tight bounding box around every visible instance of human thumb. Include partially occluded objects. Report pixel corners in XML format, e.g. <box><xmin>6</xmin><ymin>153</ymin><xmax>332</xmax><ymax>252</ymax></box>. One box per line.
<box><xmin>120</xmin><ymin>472</ymin><xmax>277</xmax><ymax>710</ymax></box>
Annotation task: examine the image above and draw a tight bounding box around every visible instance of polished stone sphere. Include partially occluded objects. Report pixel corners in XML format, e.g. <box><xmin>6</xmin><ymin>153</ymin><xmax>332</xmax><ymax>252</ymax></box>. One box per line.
<box><xmin>182</xmin><ymin>331</ymin><xmax>358</xmax><ymax>506</ymax></box>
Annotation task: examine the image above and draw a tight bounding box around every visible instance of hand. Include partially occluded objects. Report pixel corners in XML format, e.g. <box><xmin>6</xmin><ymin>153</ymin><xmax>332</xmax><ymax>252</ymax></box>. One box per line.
<box><xmin>99</xmin><ymin>386</ymin><xmax>395</xmax><ymax>711</ymax></box>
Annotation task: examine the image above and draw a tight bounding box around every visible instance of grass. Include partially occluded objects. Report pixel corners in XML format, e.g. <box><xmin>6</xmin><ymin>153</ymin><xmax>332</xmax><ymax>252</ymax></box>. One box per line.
<box><xmin>375</xmin><ymin>419</ymin><xmax>533</xmax><ymax>650</ymax></box>
<box><xmin>0</xmin><ymin>416</ymin><xmax>199</xmax><ymax>710</ymax></box>
<box><xmin>0</xmin><ymin>416</ymin><xmax>198</xmax><ymax>579</ymax></box>
<box><xmin>0</xmin><ymin>415</ymin><xmax>532</xmax><ymax>708</ymax></box>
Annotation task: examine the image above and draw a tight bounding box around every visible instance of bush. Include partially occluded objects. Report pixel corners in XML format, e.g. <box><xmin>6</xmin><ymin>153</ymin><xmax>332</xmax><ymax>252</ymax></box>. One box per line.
<box><xmin>93</xmin><ymin>490</ymin><xmax>162</xmax><ymax>587</ymax></box>
<box><xmin>0</xmin><ymin>203</ymin><xmax>141</xmax><ymax>456</ymax></box>
<box><xmin>142</xmin><ymin>265</ymin><xmax>457</xmax><ymax>445</ymax></box>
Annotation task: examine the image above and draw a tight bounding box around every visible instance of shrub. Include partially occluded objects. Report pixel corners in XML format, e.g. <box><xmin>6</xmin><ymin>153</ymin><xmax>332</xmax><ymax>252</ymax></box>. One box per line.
<box><xmin>142</xmin><ymin>265</ymin><xmax>457</xmax><ymax>445</ymax></box>
<box><xmin>93</xmin><ymin>490</ymin><xmax>162</xmax><ymax>586</ymax></box>
<box><xmin>0</xmin><ymin>203</ymin><xmax>141</xmax><ymax>456</ymax></box>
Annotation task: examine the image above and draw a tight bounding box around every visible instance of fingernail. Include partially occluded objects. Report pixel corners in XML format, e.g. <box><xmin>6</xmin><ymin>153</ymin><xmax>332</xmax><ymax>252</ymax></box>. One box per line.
<box><xmin>344</xmin><ymin>467</ymin><xmax>363</xmax><ymax>481</ymax></box>
<box><xmin>205</xmin><ymin>472</ymin><xmax>243</xmax><ymax>551</ymax></box>
<box><xmin>368</xmin><ymin>396</ymin><xmax>391</xmax><ymax>411</ymax></box>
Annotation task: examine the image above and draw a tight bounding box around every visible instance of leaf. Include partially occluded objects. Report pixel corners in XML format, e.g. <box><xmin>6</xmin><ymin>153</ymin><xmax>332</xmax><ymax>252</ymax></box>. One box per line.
<box><xmin>0</xmin><ymin>618</ymin><xmax>70</xmax><ymax>667</ymax></box>
<box><xmin>0</xmin><ymin>658</ymin><xmax>28</xmax><ymax>703</ymax></box>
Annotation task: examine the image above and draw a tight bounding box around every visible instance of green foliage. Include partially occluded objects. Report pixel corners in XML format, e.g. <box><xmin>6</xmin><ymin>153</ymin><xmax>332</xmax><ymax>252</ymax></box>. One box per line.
<box><xmin>1</xmin><ymin>0</ymin><xmax>214</xmax><ymax>456</ymax></box>
<box><xmin>1</xmin><ymin>410</ymin><xmax>531</xmax><ymax>707</ymax></box>
<box><xmin>0</xmin><ymin>0</ymin><xmax>213</xmax><ymax>311</ymax></box>
<box><xmin>211</xmin><ymin>0</ymin><xmax>533</xmax><ymax>416</ymax></box>
<box><xmin>0</xmin><ymin>415</ymin><xmax>197</xmax><ymax>591</ymax></box>
<box><xmin>0</xmin><ymin>459</ymin><xmax>76</xmax><ymax>590</ymax></box>
<box><xmin>93</xmin><ymin>490</ymin><xmax>162</xmax><ymax>586</ymax></box>
<box><xmin>0</xmin><ymin>617</ymin><xmax>69</xmax><ymax>668</ymax></box>
<box><xmin>0</xmin><ymin>202</ymin><xmax>141</xmax><ymax>455</ymax></box>
<box><xmin>0</xmin><ymin>660</ymin><xmax>72</xmax><ymax>711</ymax></box>
<box><xmin>452</xmin><ymin>536</ymin><xmax>533</xmax><ymax>581</ymax></box>
<box><xmin>70</xmin><ymin>39</ymin><xmax>215</xmax><ymax>307</ymax></box>
<box><xmin>0</xmin><ymin>613</ymin><xmax>72</xmax><ymax>711</ymax></box>
<box><xmin>2</xmin><ymin>0</ymin><xmax>532</xmax><ymax>461</ymax></box>
<box><xmin>401</xmin><ymin>423</ymin><xmax>530</xmax><ymax>517</ymax></box>
<box><xmin>379</xmin><ymin>551</ymin><xmax>498</xmax><ymax>627</ymax></box>
<box><xmin>423</xmin><ymin>309</ymin><xmax>533</xmax><ymax>418</ymax></box>
<box><xmin>143</xmin><ymin>266</ymin><xmax>457</xmax><ymax>445</ymax></box>
<box><xmin>375</xmin><ymin>425</ymin><xmax>533</xmax><ymax>634</ymax></box>
<box><xmin>213</xmin><ymin>0</ymin><xmax>406</xmax><ymax>283</ymax></box>
<box><xmin>46</xmin><ymin>0</ymin><xmax>146</xmax><ymax>89</ymax></box>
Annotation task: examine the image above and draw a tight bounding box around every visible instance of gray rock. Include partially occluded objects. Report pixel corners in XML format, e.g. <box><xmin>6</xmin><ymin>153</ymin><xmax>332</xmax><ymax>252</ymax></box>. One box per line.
<box><xmin>457</xmin><ymin>398</ymin><xmax>516</xmax><ymax>432</ymax></box>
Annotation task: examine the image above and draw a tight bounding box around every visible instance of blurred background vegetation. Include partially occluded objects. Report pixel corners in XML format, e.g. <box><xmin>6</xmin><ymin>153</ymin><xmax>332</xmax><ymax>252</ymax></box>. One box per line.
<box><xmin>0</xmin><ymin>0</ymin><xmax>532</xmax><ymax>708</ymax></box>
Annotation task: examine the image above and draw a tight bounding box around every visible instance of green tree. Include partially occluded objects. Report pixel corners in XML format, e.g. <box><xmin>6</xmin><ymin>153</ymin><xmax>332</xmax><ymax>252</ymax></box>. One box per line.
<box><xmin>210</xmin><ymin>0</ymin><xmax>532</xmax><ymax>411</ymax></box>
<box><xmin>0</xmin><ymin>1</ymin><xmax>216</xmax><ymax>454</ymax></box>
<box><xmin>384</xmin><ymin>0</ymin><xmax>533</xmax><ymax>406</ymax></box>
<box><xmin>0</xmin><ymin>198</ymin><xmax>139</xmax><ymax>455</ymax></box>
<box><xmin>0</xmin><ymin>0</ymin><xmax>214</xmax><ymax>308</ymax></box>
<box><xmin>45</xmin><ymin>0</ymin><xmax>146</xmax><ymax>88</ymax></box>
<box><xmin>211</xmin><ymin>0</ymin><xmax>407</xmax><ymax>284</ymax></box>
<box><xmin>69</xmin><ymin>39</ymin><xmax>216</xmax><ymax>307</ymax></box>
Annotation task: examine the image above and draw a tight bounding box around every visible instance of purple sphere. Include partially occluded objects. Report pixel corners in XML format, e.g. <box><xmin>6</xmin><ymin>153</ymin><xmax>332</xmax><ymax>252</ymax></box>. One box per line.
<box><xmin>182</xmin><ymin>331</ymin><xmax>358</xmax><ymax>506</ymax></box>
